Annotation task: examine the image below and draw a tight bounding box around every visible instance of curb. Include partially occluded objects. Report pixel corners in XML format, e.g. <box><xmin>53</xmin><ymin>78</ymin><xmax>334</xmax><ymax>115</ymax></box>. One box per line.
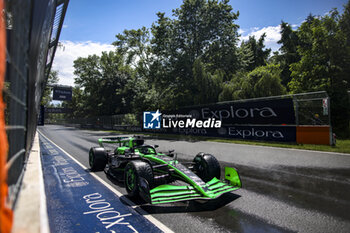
<box><xmin>12</xmin><ymin>132</ymin><xmax>49</xmax><ymax>233</ymax></box>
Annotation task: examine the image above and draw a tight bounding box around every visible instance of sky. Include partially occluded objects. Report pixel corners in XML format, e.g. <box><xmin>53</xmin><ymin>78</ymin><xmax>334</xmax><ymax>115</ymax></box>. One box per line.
<box><xmin>52</xmin><ymin>0</ymin><xmax>348</xmax><ymax>86</ymax></box>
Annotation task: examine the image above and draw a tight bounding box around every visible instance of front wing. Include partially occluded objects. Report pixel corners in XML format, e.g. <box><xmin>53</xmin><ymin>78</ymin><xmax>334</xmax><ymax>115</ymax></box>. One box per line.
<box><xmin>140</xmin><ymin>167</ymin><xmax>242</xmax><ymax>204</ymax></box>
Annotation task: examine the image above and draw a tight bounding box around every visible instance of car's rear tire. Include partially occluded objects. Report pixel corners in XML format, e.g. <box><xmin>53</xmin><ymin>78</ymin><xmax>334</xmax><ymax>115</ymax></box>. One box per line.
<box><xmin>193</xmin><ymin>153</ymin><xmax>220</xmax><ymax>182</ymax></box>
<box><xmin>124</xmin><ymin>161</ymin><xmax>153</xmax><ymax>198</ymax></box>
<box><xmin>89</xmin><ymin>147</ymin><xmax>107</xmax><ymax>171</ymax></box>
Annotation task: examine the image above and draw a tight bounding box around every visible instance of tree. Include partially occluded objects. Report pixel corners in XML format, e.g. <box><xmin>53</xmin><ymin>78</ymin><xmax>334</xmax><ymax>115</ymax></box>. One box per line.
<box><xmin>41</xmin><ymin>70</ymin><xmax>59</xmax><ymax>106</ymax></box>
<box><xmin>150</xmin><ymin>0</ymin><xmax>241</xmax><ymax>107</ymax></box>
<box><xmin>73</xmin><ymin>51</ymin><xmax>134</xmax><ymax>116</ymax></box>
<box><xmin>192</xmin><ymin>59</ymin><xmax>223</xmax><ymax>104</ymax></box>
<box><xmin>218</xmin><ymin>71</ymin><xmax>250</xmax><ymax>101</ymax></box>
<box><xmin>113</xmin><ymin>27</ymin><xmax>152</xmax><ymax>79</ymax></box>
<box><xmin>219</xmin><ymin>64</ymin><xmax>285</xmax><ymax>101</ymax></box>
<box><xmin>62</xmin><ymin>87</ymin><xmax>85</xmax><ymax>119</ymax></box>
<box><xmin>171</xmin><ymin>0</ymin><xmax>240</xmax><ymax>72</ymax></box>
<box><xmin>240</xmin><ymin>33</ymin><xmax>271</xmax><ymax>72</ymax></box>
<box><xmin>249</xmin><ymin>64</ymin><xmax>286</xmax><ymax>98</ymax></box>
<box><xmin>339</xmin><ymin>1</ymin><xmax>350</xmax><ymax>89</ymax></box>
<box><xmin>71</xmin><ymin>0</ymin><xmax>277</xmax><ymax>117</ymax></box>
<box><xmin>276</xmin><ymin>21</ymin><xmax>301</xmax><ymax>87</ymax></box>
<box><xmin>288</xmin><ymin>7</ymin><xmax>350</xmax><ymax>137</ymax></box>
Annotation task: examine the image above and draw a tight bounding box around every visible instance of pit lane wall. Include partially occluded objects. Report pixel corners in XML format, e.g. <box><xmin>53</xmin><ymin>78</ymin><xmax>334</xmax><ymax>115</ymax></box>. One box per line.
<box><xmin>2</xmin><ymin>0</ymin><xmax>69</xmax><ymax>232</ymax></box>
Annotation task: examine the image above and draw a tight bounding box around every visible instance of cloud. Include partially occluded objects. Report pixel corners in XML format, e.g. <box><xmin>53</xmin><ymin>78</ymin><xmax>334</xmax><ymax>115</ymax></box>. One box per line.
<box><xmin>51</xmin><ymin>40</ymin><xmax>114</xmax><ymax>86</ymax></box>
<box><xmin>238</xmin><ymin>28</ymin><xmax>245</xmax><ymax>34</ymax></box>
<box><xmin>291</xmin><ymin>24</ymin><xmax>299</xmax><ymax>29</ymax></box>
<box><xmin>240</xmin><ymin>25</ymin><xmax>282</xmax><ymax>52</ymax></box>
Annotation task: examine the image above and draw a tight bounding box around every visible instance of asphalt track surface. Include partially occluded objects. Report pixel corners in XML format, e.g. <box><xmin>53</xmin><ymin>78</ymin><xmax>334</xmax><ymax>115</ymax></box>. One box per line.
<box><xmin>38</xmin><ymin>125</ymin><xmax>350</xmax><ymax>233</ymax></box>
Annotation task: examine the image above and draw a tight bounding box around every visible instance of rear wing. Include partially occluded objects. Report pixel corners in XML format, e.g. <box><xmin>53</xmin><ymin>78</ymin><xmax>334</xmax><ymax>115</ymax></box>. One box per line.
<box><xmin>98</xmin><ymin>137</ymin><xmax>129</xmax><ymax>147</ymax></box>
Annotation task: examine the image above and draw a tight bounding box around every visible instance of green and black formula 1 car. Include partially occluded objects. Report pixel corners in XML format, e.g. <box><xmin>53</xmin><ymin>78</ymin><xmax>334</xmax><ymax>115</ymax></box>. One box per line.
<box><xmin>89</xmin><ymin>136</ymin><xmax>241</xmax><ymax>204</ymax></box>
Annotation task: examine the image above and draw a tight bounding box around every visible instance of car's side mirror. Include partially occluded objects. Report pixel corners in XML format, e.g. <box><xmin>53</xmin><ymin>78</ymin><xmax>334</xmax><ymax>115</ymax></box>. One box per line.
<box><xmin>154</xmin><ymin>145</ymin><xmax>159</xmax><ymax>148</ymax></box>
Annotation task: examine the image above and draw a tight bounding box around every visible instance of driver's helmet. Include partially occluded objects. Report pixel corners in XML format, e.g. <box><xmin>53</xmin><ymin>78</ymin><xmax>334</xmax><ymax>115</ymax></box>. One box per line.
<box><xmin>132</xmin><ymin>138</ymin><xmax>144</xmax><ymax>147</ymax></box>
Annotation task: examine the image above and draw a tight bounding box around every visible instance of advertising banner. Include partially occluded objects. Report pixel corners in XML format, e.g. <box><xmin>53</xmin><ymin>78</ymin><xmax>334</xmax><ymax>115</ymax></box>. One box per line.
<box><xmin>45</xmin><ymin>107</ymin><xmax>72</xmax><ymax>114</ymax></box>
<box><xmin>174</xmin><ymin>98</ymin><xmax>296</xmax><ymax>125</ymax></box>
<box><xmin>143</xmin><ymin>125</ymin><xmax>296</xmax><ymax>142</ymax></box>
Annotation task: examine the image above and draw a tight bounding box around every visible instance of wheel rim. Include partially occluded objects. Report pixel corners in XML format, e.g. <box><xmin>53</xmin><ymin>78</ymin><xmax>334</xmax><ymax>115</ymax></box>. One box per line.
<box><xmin>126</xmin><ymin>166</ymin><xmax>136</xmax><ymax>191</ymax></box>
<box><xmin>200</xmin><ymin>160</ymin><xmax>208</xmax><ymax>175</ymax></box>
<box><xmin>195</xmin><ymin>157</ymin><xmax>206</xmax><ymax>171</ymax></box>
<box><xmin>195</xmin><ymin>157</ymin><xmax>208</xmax><ymax>179</ymax></box>
<box><xmin>89</xmin><ymin>151</ymin><xmax>94</xmax><ymax>167</ymax></box>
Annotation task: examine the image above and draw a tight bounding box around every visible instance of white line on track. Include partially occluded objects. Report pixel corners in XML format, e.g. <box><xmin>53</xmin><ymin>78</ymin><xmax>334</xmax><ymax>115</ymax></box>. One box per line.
<box><xmin>38</xmin><ymin>130</ymin><xmax>174</xmax><ymax>233</ymax></box>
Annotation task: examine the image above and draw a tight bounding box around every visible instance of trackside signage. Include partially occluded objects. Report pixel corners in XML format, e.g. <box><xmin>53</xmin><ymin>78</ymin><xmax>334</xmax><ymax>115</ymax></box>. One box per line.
<box><xmin>144</xmin><ymin>125</ymin><xmax>296</xmax><ymax>142</ymax></box>
<box><xmin>177</xmin><ymin>98</ymin><xmax>296</xmax><ymax>125</ymax></box>
<box><xmin>53</xmin><ymin>86</ymin><xmax>72</xmax><ymax>101</ymax></box>
<box><xmin>45</xmin><ymin>107</ymin><xmax>72</xmax><ymax>113</ymax></box>
<box><xmin>141</xmin><ymin>98</ymin><xmax>297</xmax><ymax>142</ymax></box>
<box><xmin>39</xmin><ymin>135</ymin><xmax>162</xmax><ymax>233</ymax></box>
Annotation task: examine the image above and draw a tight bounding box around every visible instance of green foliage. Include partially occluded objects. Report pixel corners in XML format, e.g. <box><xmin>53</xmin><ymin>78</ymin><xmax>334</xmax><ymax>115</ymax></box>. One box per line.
<box><xmin>288</xmin><ymin>11</ymin><xmax>349</xmax><ymax>93</ymax></box>
<box><xmin>113</xmin><ymin>27</ymin><xmax>152</xmax><ymax>78</ymax></box>
<box><xmin>276</xmin><ymin>21</ymin><xmax>301</xmax><ymax>87</ymax></box>
<box><xmin>41</xmin><ymin>70</ymin><xmax>59</xmax><ymax>106</ymax></box>
<box><xmin>239</xmin><ymin>33</ymin><xmax>271</xmax><ymax>71</ymax></box>
<box><xmin>193</xmin><ymin>59</ymin><xmax>223</xmax><ymax>105</ymax></box>
<box><xmin>121</xmin><ymin>113</ymin><xmax>139</xmax><ymax>126</ymax></box>
<box><xmin>250</xmin><ymin>64</ymin><xmax>286</xmax><ymax>97</ymax></box>
<box><xmin>62</xmin><ymin>87</ymin><xmax>85</xmax><ymax>119</ymax></box>
<box><xmin>150</xmin><ymin>0</ymin><xmax>241</xmax><ymax>105</ymax></box>
<box><xmin>284</xmin><ymin>3</ymin><xmax>350</xmax><ymax>137</ymax></box>
<box><xmin>219</xmin><ymin>64</ymin><xmax>285</xmax><ymax>101</ymax></box>
<box><xmin>219</xmin><ymin>72</ymin><xmax>249</xmax><ymax>101</ymax></box>
<box><xmin>73</xmin><ymin>51</ymin><xmax>134</xmax><ymax>117</ymax></box>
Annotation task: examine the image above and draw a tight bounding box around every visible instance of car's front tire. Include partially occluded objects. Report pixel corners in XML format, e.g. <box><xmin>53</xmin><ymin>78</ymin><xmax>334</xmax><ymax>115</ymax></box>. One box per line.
<box><xmin>124</xmin><ymin>161</ymin><xmax>153</xmax><ymax>198</ymax></box>
<box><xmin>89</xmin><ymin>147</ymin><xmax>107</xmax><ymax>171</ymax></box>
<box><xmin>193</xmin><ymin>153</ymin><xmax>221</xmax><ymax>182</ymax></box>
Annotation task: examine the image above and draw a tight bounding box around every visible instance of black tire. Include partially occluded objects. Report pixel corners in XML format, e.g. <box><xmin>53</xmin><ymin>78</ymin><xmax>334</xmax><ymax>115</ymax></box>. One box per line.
<box><xmin>124</xmin><ymin>161</ymin><xmax>153</xmax><ymax>198</ymax></box>
<box><xmin>193</xmin><ymin>153</ymin><xmax>221</xmax><ymax>182</ymax></box>
<box><xmin>89</xmin><ymin>147</ymin><xmax>107</xmax><ymax>171</ymax></box>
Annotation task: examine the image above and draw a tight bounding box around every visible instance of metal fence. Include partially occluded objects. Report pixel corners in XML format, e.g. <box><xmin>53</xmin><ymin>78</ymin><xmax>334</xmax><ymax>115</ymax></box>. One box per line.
<box><xmin>292</xmin><ymin>91</ymin><xmax>330</xmax><ymax>126</ymax></box>
<box><xmin>3</xmin><ymin>0</ymin><xmax>69</xmax><ymax>207</ymax></box>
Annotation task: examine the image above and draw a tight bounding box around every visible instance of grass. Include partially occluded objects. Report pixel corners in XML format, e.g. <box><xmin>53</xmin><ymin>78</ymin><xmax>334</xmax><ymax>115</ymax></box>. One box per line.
<box><xmin>103</xmin><ymin>130</ymin><xmax>350</xmax><ymax>154</ymax></box>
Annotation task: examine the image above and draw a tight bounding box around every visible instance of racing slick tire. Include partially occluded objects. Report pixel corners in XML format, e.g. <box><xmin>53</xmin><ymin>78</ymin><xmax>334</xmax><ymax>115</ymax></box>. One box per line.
<box><xmin>193</xmin><ymin>153</ymin><xmax>221</xmax><ymax>182</ymax></box>
<box><xmin>89</xmin><ymin>147</ymin><xmax>107</xmax><ymax>171</ymax></box>
<box><xmin>125</xmin><ymin>160</ymin><xmax>154</xmax><ymax>198</ymax></box>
